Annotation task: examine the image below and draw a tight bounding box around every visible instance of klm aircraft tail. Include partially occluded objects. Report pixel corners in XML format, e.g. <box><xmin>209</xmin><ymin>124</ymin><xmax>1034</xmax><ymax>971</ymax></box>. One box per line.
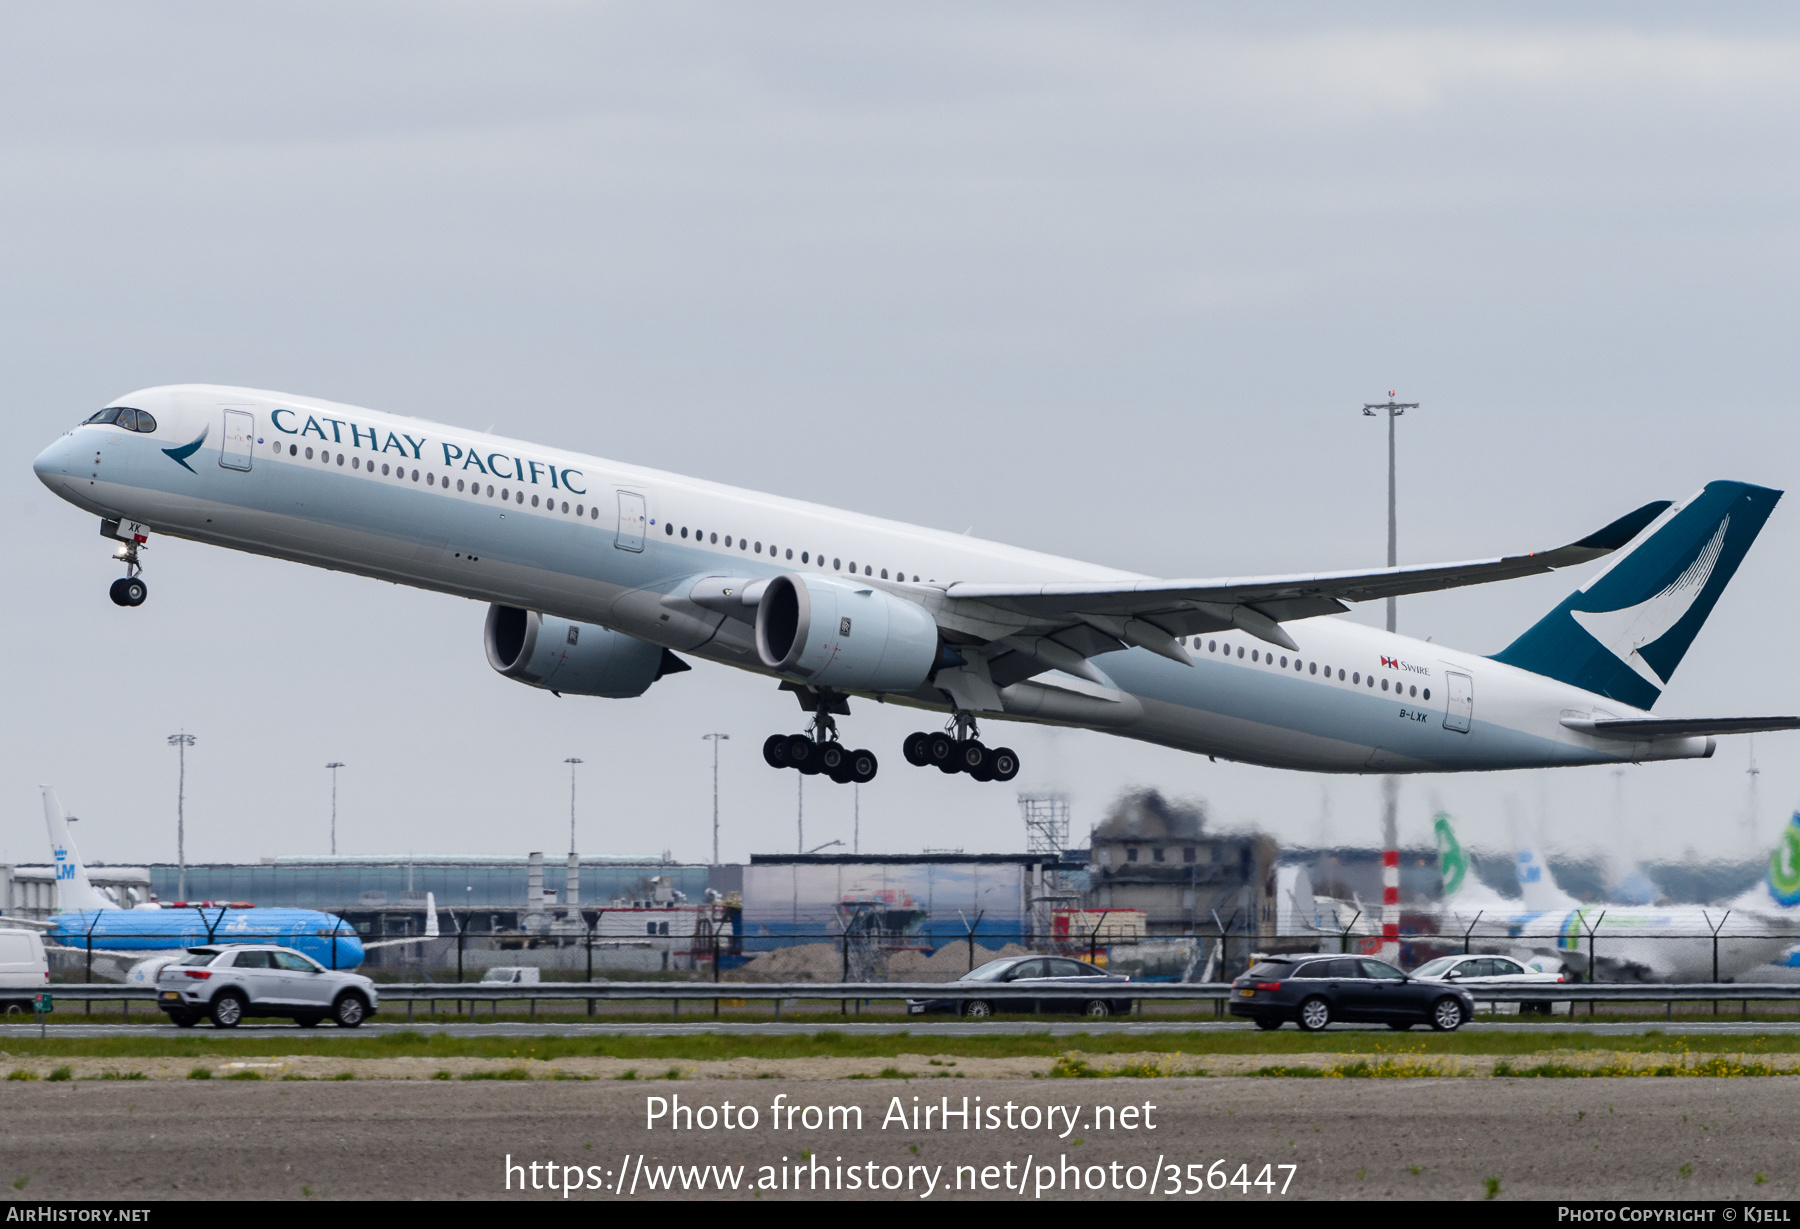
<box><xmin>1493</xmin><ymin>481</ymin><xmax>1782</xmax><ymax>709</ymax></box>
<box><xmin>41</xmin><ymin>786</ymin><xmax>116</xmax><ymax>913</ymax></box>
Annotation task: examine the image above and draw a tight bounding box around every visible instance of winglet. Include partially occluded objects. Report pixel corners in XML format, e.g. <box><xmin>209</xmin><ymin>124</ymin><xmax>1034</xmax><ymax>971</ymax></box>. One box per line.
<box><xmin>1571</xmin><ymin>500</ymin><xmax>1673</xmax><ymax>553</ymax></box>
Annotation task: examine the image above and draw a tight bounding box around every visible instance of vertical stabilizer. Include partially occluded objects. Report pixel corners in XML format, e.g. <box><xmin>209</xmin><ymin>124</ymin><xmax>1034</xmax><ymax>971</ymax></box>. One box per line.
<box><xmin>1432</xmin><ymin>811</ymin><xmax>1513</xmax><ymax>909</ymax></box>
<box><xmin>41</xmin><ymin>787</ymin><xmax>116</xmax><ymax>913</ymax></box>
<box><xmin>1493</xmin><ymin>481</ymin><xmax>1781</xmax><ymax>708</ymax></box>
<box><xmin>1733</xmin><ymin>811</ymin><xmax>1800</xmax><ymax>913</ymax></box>
<box><xmin>1505</xmin><ymin>798</ymin><xmax>1581</xmax><ymax>912</ymax></box>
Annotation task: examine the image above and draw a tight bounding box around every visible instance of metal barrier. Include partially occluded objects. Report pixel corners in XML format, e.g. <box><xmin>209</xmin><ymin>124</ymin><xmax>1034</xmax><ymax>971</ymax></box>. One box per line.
<box><xmin>26</xmin><ymin>980</ymin><xmax>1800</xmax><ymax>1016</ymax></box>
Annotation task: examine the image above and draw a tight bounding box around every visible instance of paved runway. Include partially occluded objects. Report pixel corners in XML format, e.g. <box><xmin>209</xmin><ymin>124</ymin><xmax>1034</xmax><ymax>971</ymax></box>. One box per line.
<box><xmin>2</xmin><ymin>1078</ymin><xmax>1793</xmax><ymax>1200</ymax></box>
<box><xmin>8</xmin><ymin>1018</ymin><xmax>1800</xmax><ymax>1038</ymax></box>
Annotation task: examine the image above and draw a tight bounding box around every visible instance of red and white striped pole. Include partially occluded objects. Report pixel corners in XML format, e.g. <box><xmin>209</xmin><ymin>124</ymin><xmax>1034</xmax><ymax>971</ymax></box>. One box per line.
<box><xmin>1380</xmin><ymin>846</ymin><xmax>1401</xmax><ymax>963</ymax></box>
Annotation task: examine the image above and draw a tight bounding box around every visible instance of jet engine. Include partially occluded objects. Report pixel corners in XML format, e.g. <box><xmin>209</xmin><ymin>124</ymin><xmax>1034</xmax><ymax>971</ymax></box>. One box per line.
<box><xmin>484</xmin><ymin>604</ymin><xmax>688</xmax><ymax>698</ymax></box>
<box><xmin>754</xmin><ymin>572</ymin><xmax>938</xmax><ymax>692</ymax></box>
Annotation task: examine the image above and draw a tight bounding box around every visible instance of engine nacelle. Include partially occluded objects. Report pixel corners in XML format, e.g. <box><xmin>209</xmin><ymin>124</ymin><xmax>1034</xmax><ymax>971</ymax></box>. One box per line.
<box><xmin>755</xmin><ymin>573</ymin><xmax>938</xmax><ymax>692</ymax></box>
<box><xmin>484</xmin><ymin>605</ymin><xmax>685</xmax><ymax>698</ymax></box>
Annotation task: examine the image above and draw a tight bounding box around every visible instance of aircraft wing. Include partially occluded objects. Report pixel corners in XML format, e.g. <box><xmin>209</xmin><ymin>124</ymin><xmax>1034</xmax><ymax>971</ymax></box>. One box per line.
<box><xmin>1561</xmin><ymin>716</ymin><xmax>1800</xmax><ymax>740</ymax></box>
<box><xmin>0</xmin><ymin>916</ymin><xmax>55</xmax><ymax>931</ymax></box>
<box><xmin>939</xmin><ymin>499</ymin><xmax>1671</xmax><ymax>655</ymax></box>
<box><xmin>361</xmin><ymin>893</ymin><xmax>438</xmax><ymax>950</ymax></box>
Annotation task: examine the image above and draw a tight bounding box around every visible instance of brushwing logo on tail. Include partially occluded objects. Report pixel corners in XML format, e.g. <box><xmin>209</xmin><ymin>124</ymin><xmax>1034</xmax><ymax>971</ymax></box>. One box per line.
<box><xmin>1569</xmin><ymin>517</ymin><xmax>1728</xmax><ymax>690</ymax></box>
<box><xmin>1433</xmin><ymin>812</ymin><xmax>1466</xmax><ymax>897</ymax></box>
<box><xmin>1770</xmin><ymin>813</ymin><xmax>1800</xmax><ymax>907</ymax></box>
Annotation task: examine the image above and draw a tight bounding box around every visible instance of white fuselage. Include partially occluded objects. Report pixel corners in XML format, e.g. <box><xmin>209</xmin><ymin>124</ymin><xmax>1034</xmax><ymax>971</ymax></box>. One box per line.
<box><xmin>33</xmin><ymin>385</ymin><xmax>1716</xmax><ymax>774</ymax></box>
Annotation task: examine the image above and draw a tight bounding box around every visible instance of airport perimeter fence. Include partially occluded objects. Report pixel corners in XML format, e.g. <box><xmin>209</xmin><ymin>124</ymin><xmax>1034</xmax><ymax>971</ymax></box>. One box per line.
<box><xmin>25</xmin><ymin>911</ymin><xmax>1800</xmax><ymax>1022</ymax></box>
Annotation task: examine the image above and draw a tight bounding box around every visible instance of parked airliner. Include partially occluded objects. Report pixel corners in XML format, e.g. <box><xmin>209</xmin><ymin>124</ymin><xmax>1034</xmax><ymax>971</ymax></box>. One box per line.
<box><xmin>1432</xmin><ymin>811</ymin><xmax>1798</xmax><ymax>983</ymax></box>
<box><xmin>32</xmin><ymin>386</ymin><xmax>1800</xmax><ymax>784</ymax></box>
<box><xmin>3</xmin><ymin>788</ymin><xmax>435</xmax><ymax>976</ymax></box>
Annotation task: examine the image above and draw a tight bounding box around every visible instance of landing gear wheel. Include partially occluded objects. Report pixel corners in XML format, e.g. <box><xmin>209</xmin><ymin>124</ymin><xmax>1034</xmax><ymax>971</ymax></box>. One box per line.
<box><xmin>1254</xmin><ymin>1018</ymin><xmax>1282</xmax><ymax>1031</ymax></box>
<box><xmin>926</xmin><ymin>732</ymin><xmax>957</xmax><ymax>773</ymax></box>
<box><xmin>763</xmin><ymin>734</ymin><xmax>791</xmax><ymax>769</ymax></box>
<box><xmin>1296</xmin><ymin>996</ymin><xmax>1331</xmax><ymax>1032</ymax></box>
<box><xmin>955</xmin><ymin>739</ymin><xmax>987</xmax><ymax>773</ymax></box>
<box><xmin>989</xmin><ymin>747</ymin><xmax>1020</xmax><ymax>782</ymax></box>
<box><xmin>902</xmin><ymin>732</ymin><xmax>931</xmax><ymax>767</ymax></box>
<box><xmin>969</xmin><ymin>756</ymin><xmax>995</xmax><ymax>783</ymax></box>
<box><xmin>848</xmin><ymin>749</ymin><xmax>878</xmax><ymax>784</ymax></box>
<box><xmin>787</xmin><ymin>735</ymin><xmax>821</xmax><ymax>774</ymax></box>
<box><xmin>109</xmin><ymin>577</ymin><xmax>147</xmax><ymax>607</ymax></box>
<box><xmin>818</xmin><ymin>743</ymin><xmax>847</xmax><ymax>775</ymax></box>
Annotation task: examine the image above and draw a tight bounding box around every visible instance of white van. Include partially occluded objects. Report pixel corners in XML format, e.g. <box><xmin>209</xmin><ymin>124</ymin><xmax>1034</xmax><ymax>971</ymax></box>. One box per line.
<box><xmin>0</xmin><ymin>929</ymin><xmax>49</xmax><ymax>1014</ymax></box>
<box><xmin>480</xmin><ymin>967</ymin><xmax>540</xmax><ymax>984</ymax></box>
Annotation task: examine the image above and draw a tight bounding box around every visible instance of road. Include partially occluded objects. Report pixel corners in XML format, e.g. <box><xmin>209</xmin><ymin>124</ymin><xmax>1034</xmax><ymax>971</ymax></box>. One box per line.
<box><xmin>2</xmin><ymin>1078</ymin><xmax>1793</xmax><ymax>1200</ymax></box>
<box><xmin>7</xmin><ymin>1018</ymin><xmax>1800</xmax><ymax>1038</ymax></box>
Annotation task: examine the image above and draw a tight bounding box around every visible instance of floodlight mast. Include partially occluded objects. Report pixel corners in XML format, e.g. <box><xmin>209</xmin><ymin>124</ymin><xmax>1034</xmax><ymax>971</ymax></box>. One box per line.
<box><xmin>325</xmin><ymin>762</ymin><xmax>345</xmax><ymax>856</ymax></box>
<box><xmin>702</xmin><ymin>734</ymin><xmax>728</xmax><ymax>865</ymax></box>
<box><xmin>167</xmin><ymin>732</ymin><xmax>196</xmax><ymax>900</ymax></box>
<box><xmin>563</xmin><ymin>758</ymin><xmax>583</xmax><ymax>854</ymax></box>
<box><xmin>1362</xmin><ymin>394</ymin><xmax>1418</xmax><ymax>963</ymax></box>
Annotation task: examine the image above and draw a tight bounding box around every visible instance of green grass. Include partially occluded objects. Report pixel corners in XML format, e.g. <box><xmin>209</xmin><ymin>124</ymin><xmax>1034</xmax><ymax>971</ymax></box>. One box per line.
<box><xmin>9</xmin><ymin>1027</ymin><xmax>1800</xmax><ymax>1064</ymax></box>
<box><xmin>460</xmin><ymin>1068</ymin><xmax>531</xmax><ymax>1080</ymax></box>
<box><xmin>45</xmin><ymin>1066</ymin><xmax>71</xmax><ymax>1082</ymax></box>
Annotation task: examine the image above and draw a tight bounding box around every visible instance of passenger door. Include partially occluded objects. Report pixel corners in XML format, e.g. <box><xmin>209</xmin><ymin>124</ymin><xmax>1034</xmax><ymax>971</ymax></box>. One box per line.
<box><xmin>273</xmin><ymin>950</ymin><xmax>334</xmax><ymax>1008</ymax></box>
<box><xmin>615</xmin><ymin>491</ymin><xmax>646</xmax><ymax>552</ymax></box>
<box><xmin>1443</xmin><ymin>671</ymin><xmax>1474</xmax><ymax>733</ymax></box>
<box><xmin>1354</xmin><ymin>958</ymin><xmax>1411</xmax><ymax>1020</ymax></box>
<box><xmin>219</xmin><ymin>409</ymin><xmax>254</xmax><ymax>472</ymax></box>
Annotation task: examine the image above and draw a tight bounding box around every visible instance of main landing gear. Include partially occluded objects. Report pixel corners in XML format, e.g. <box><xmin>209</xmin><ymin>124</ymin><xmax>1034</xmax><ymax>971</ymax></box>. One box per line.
<box><xmin>763</xmin><ymin>695</ymin><xmax>878</xmax><ymax>785</ymax></box>
<box><xmin>901</xmin><ymin>713</ymin><xmax>1019</xmax><ymax>783</ymax></box>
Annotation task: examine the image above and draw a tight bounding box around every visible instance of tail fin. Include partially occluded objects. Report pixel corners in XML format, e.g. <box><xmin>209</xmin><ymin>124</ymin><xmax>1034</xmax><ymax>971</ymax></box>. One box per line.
<box><xmin>1735</xmin><ymin>811</ymin><xmax>1800</xmax><ymax>912</ymax></box>
<box><xmin>1433</xmin><ymin>810</ymin><xmax>1514</xmax><ymax>909</ymax></box>
<box><xmin>41</xmin><ymin>787</ymin><xmax>116</xmax><ymax>914</ymax></box>
<box><xmin>1505</xmin><ymin>798</ymin><xmax>1581</xmax><ymax>911</ymax></box>
<box><xmin>1492</xmin><ymin>481</ymin><xmax>1781</xmax><ymax>708</ymax></box>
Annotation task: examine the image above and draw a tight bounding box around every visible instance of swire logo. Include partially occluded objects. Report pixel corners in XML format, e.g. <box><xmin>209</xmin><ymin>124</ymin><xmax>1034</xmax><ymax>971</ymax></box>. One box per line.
<box><xmin>1381</xmin><ymin>656</ymin><xmax>1398</xmax><ymax>668</ymax></box>
<box><xmin>1378</xmin><ymin>656</ymin><xmax>1432</xmax><ymax>676</ymax></box>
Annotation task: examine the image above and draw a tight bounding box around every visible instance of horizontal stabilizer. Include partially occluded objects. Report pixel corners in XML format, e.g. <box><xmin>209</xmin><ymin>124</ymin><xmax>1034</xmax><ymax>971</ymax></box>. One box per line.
<box><xmin>1561</xmin><ymin>715</ymin><xmax>1800</xmax><ymax>741</ymax></box>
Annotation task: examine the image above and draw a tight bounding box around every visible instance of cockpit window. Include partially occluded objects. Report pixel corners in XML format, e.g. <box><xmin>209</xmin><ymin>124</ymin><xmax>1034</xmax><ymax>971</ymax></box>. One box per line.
<box><xmin>82</xmin><ymin>407</ymin><xmax>155</xmax><ymax>433</ymax></box>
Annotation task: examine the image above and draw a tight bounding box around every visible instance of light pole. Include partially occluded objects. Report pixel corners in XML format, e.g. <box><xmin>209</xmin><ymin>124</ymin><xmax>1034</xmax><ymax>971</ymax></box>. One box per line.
<box><xmin>701</xmin><ymin>734</ymin><xmax>728</xmax><ymax>865</ymax></box>
<box><xmin>324</xmin><ymin>762</ymin><xmax>345</xmax><ymax>855</ymax></box>
<box><xmin>1364</xmin><ymin>393</ymin><xmax>1417</xmax><ymax>962</ymax></box>
<box><xmin>563</xmin><ymin>758</ymin><xmax>583</xmax><ymax>853</ymax></box>
<box><xmin>167</xmin><ymin>732</ymin><xmax>195</xmax><ymax>900</ymax></box>
<box><xmin>797</xmin><ymin>774</ymin><xmax>804</xmax><ymax>855</ymax></box>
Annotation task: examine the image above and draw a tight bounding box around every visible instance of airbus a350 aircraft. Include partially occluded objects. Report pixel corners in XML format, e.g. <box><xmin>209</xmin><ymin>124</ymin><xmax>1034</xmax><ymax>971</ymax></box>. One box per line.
<box><xmin>32</xmin><ymin>386</ymin><xmax>1800</xmax><ymax>784</ymax></box>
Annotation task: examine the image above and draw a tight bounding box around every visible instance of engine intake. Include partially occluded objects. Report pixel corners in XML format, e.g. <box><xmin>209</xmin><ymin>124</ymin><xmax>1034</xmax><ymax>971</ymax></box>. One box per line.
<box><xmin>484</xmin><ymin>605</ymin><xmax>687</xmax><ymax>698</ymax></box>
<box><xmin>754</xmin><ymin>573</ymin><xmax>938</xmax><ymax>693</ymax></box>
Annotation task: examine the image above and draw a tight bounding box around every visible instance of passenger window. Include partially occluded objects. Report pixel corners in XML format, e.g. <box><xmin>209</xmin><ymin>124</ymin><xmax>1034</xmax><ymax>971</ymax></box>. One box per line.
<box><xmin>1208</xmin><ymin>640</ymin><xmax>1216</xmax><ymax>652</ymax></box>
<box><xmin>1006</xmin><ymin>960</ymin><xmax>1047</xmax><ymax>980</ymax></box>
<box><xmin>740</xmin><ymin>538</ymin><xmax>747</xmax><ymax>550</ymax></box>
<box><xmin>1328</xmin><ymin>959</ymin><xmax>1364</xmax><ymax>978</ymax></box>
<box><xmin>412</xmin><ymin>469</ymin><xmax>420</xmax><ymax>481</ymax></box>
<box><xmin>680</xmin><ymin>527</ymin><xmax>687</xmax><ymax>537</ymax></box>
<box><xmin>848</xmin><ymin>561</ymin><xmax>856</xmax><ymax>573</ymax></box>
<box><xmin>1294</xmin><ymin>961</ymin><xmax>1331</xmax><ymax>979</ymax></box>
<box><xmin>880</xmin><ymin>569</ymin><xmax>888</xmax><ymax>579</ymax></box>
<box><xmin>1381</xmin><ymin>678</ymin><xmax>1389</xmax><ymax>691</ymax></box>
<box><xmin>1359</xmin><ymin>959</ymin><xmax>1405</xmax><ymax>980</ymax></box>
<box><xmin>531</xmin><ymin>495</ymin><xmax>539</xmax><ymax>507</ymax></box>
<box><xmin>833</xmin><ymin>558</ymin><xmax>841</xmax><ymax>570</ymax></box>
<box><xmin>352</xmin><ymin>457</ymin><xmax>361</xmax><ymax>469</ymax></box>
<box><xmin>1309</xmin><ymin>662</ymin><xmax>1317</xmax><ymax>674</ymax></box>
<box><xmin>338</xmin><ymin>454</ymin><xmax>345</xmax><ymax>466</ymax></box>
<box><xmin>272</xmin><ymin>951</ymin><xmax>316</xmax><ymax>972</ymax></box>
<box><xmin>427</xmin><ymin>473</ymin><xmax>435</xmax><ymax>485</ymax></box>
<box><xmin>1251</xmin><ymin>650</ymin><xmax>1259</xmax><ymax>663</ymax></box>
<box><xmin>710</xmin><ymin>532</ymin><xmax>717</xmax><ymax>544</ymax></box>
<box><xmin>562</xmin><ymin>502</ymin><xmax>570</xmax><ymax>514</ymax></box>
<box><xmin>304</xmin><ymin>447</ymin><xmax>314</xmax><ymax>460</ymax></box>
<box><xmin>801</xmin><ymin>552</ymin><xmax>808</xmax><ymax>563</ymax></box>
<box><xmin>1422</xmin><ymin>688</ymin><xmax>1430</xmax><ymax>700</ymax></box>
<box><xmin>1409</xmin><ymin>685</ymin><xmax>1417</xmax><ymax>697</ymax></box>
<box><xmin>591</xmin><ymin>507</ymin><xmax>598</xmax><ymax>519</ymax></box>
<box><xmin>232</xmin><ymin>950</ymin><xmax>271</xmax><ymax>968</ymax></box>
<box><xmin>1237</xmin><ymin>647</ymin><xmax>1244</xmax><ymax>658</ymax></box>
<box><xmin>865</xmin><ymin>565</ymin><xmax>872</xmax><ymax>576</ymax></box>
<box><xmin>666</xmin><ymin>524</ymin><xmax>674</xmax><ymax>535</ymax></box>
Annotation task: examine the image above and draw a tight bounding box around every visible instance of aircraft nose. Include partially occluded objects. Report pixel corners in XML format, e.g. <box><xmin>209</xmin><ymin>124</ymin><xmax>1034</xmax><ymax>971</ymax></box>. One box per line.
<box><xmin>33</xmin><ymin>434</ymin><xmax>74</xmax><ymax>484</ymax></box>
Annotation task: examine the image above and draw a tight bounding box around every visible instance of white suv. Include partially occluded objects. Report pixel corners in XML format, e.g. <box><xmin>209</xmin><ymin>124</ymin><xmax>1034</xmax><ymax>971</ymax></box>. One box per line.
<box><xmin>157</xmin><ymin>945</ymin><xmax>379</xmax><ymax>1029</ymax></box>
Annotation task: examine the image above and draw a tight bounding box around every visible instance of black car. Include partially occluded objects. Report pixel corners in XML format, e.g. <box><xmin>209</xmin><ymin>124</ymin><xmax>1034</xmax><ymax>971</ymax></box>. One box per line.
<box><xmin>907</xmin><ymin>955</ymin><xmax>1133</xmax><ymax>1019</ymax></box>
<box><xmin>1228</xmin><ymin>955</ymin><xmax>1473</xmax><ymax>1032</ymax></box>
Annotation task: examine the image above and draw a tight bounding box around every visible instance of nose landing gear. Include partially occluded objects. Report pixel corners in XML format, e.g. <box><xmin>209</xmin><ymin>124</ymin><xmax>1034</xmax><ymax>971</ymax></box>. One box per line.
<box><xmin>901</xmin><ymin>714</ymin><xmax>1019</xmax><ymax>782</ymax></box>
<box><xmin>104</xmin><ymin>520</ymin><xmax>149</xmax><ymax>607</ymax></box>
<box><xmin>762</xmin><ymin>693</ymin><xmax>877</xmax><ymax>784</ymax></box>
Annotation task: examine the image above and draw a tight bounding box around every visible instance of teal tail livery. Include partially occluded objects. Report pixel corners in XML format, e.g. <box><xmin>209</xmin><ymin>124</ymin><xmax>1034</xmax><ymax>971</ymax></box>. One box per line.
<box><xmin>1494</xmin><ymin>482</ymin><xmax>1782</xmax><ymax>710</ymax></box>
<box><xmin>1733</xmin><ymin>811</ymin><xmax>1800</xmax><ymax>912</ymax></box>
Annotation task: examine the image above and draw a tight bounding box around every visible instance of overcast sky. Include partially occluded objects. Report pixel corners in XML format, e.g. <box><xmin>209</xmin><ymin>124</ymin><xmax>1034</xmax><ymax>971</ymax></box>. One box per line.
<box><xmin>5</xmin><ymin>3</ymin><xmax>1799</xmax><ymax>874</ymax></box>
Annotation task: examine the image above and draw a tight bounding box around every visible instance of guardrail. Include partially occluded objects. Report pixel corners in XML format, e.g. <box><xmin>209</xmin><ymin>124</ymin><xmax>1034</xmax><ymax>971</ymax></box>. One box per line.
<box><xmin>21</xmin><ymin>980</ymin><xmax>1800</xmax><ymax>1022</ymax></box>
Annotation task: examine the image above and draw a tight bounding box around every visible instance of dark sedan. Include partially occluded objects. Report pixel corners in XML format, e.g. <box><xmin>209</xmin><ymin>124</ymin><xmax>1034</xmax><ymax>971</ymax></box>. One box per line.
<box><xmin>907</xmin><ymin>955</ymin><xmax>1133</xmax><ymax>1019</ymax></box>
<box><xmin>1228</xmin><ymin>955</ymin><xmax>1473</xmax><ymax>1032</ymax></box>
